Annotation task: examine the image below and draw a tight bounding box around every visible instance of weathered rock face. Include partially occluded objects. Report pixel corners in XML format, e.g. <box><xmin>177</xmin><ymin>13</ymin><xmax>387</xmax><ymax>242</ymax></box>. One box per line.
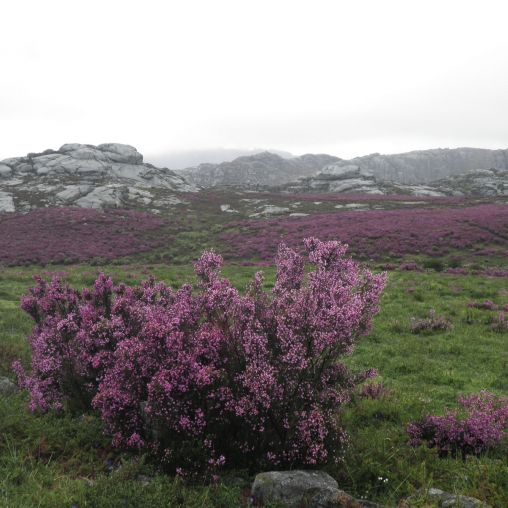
<box><xmin>284</xmin><ymin>165</ymin><xmax>389</xmax><ymax>195</ymax></box>
<box><xmin>251</xmin><ymin>471</ymin><xmax>386</xmax><ymax>508</ymax></box>
<box><xmin>0</xmin><ymin>377</ymin><xmax>18</xmax><ymax>396</ymax></box>
<box><xmin>0</xmin><ymin>143</ymin><xmax>198</xmax><ymax>212</ymax></box>
<box><xmin>251</xmin><ymin>470</ymin><xmax>339</xmax><ymax>507</ymax></box>
<box><xmin>283</xmin><ymin>165</ymin><xmax>438</xmax><ymax>196</ymax></box>
<box><xmin>0</xmin><ymin>190</ymin><xmax>15</xmax><ymax>212</ymax></box>
<box><xmin>179</xmin><ymin>147</ymin><xmax>508</xmax><ymax>193</ymax></box>
<box><xmin>405</xmin><ymin>488</ymin><xmax>491</xmax><ymax>508</ymax></box>
<box><xmin>282</xmin><ymin>164</ymin><xmax>508</xmax><ymax>197</ymax></box>
<box><xmin>179</xmin><ymin>152</ymin><xmax>340</xmax><ymax>188</ymax></box>
<box><xmin>432</xmin><ymin>168</ymin><xmax>508</xmax><ymax>196</ymax></box>
<box><xmin>338</xmin><ymin>148</ymin><xmax>508</xmax><ymax>184</ymax></box>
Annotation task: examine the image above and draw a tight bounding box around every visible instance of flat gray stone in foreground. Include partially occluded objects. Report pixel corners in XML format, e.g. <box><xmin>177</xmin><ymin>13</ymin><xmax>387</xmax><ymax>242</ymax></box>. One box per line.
<box><xmin>251</xmin><ymin>470</ymin><xmax>387</xmax><ymax>507</ymax></box>
<box><xmin>411</xmin><ymin>488</ymin><xmax>491</xmax><ymax>508</ymax></box>
<box><xmin>0</xmin><ymin>377</ymin><xmax>19</xmax><ymax>396</ymax></box>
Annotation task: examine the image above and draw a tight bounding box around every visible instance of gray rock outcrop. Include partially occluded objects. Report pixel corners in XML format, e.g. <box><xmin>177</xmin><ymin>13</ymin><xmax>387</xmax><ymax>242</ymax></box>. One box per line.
<box><xmin>251</xmin><ymin>470</ymin><xmax>386</xmax><ymax>508</ymax></box>
<box><xmin>342</xmin><ymin>147</ymin><xmax>508</xmax><ymax>184</ymax></box>
<box><xmin>282</xmin><ymin>163</ymin><xmax>508</xmax><ymax>197</ymax></box>
<box><xmin>0</xmin><ymin>191</ymin><xmax>15</xmax><ymax>212</ymax></box>
<box><xmin>405</xmin><ymin>488</ymin><xmax>491</xmax><ymax>508</ymax></box>
<box><xmin>179</xmin><ymin>152</ymin><xmax>340</xmax><ymax>188</ymax></box>
<box><xmin>0</xmin><ymin>143</ymin><xmax>198</xmax><ymax>212</ymax></box>
<box><xmin>284</xmin><ymin>165</ymin><xmax>390</xmax><ymax>195</ymax></box>
<box><xmin>0</xmin><ymin>377</ymin><xmax>18</xmax><ymax>396</ymax></box>
<box><xmin>431</xmin><ymin>168</ymin><xmax>508</xmax><ymax>196</ymax></box>
<box><xmin>2</xmin><ymin>145</ymin><xmax>508</xmax><ymax>212</ymax></box>
<box><xmin>179</xmin><ymin>147</ymin><xmax>508</xmax><ymax>193</ymax></box>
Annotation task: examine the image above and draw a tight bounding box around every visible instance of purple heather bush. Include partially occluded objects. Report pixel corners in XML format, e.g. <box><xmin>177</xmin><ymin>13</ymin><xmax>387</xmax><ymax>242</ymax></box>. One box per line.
<box><xmin>12</xmin><ymin>273</ymin><xmax>122</xmax><ymax>412</ymax></box>
<box><xmin>468</xmin><ymin>300</ymin><xmax>499</xmax><ymax>311</ymax></box>
<box><xmin>478</xmin><ymin>267</ymin><xmax>508</xmax><ymax>278</ymax></box>
<box><xmin>14</xmin><ymin>238</ymin><xmax>386</xmax><ymax>474</ymax></box>
<box><xmin>408</xmin><ymin>391</ymin><xmax>508</xmax><ymax>459</ymax></box>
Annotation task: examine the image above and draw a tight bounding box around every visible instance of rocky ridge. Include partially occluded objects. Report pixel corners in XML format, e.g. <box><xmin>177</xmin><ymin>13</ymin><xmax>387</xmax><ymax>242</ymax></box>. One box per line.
<box><xmin>431</xmin><ymin>168</ymin><xmax>508</xmax><ymax>196</ymax></box>
<box><xmin>0</xmin><ymin>143</ymin><xmax>197</xmax><ymax>213</ymax></box>
<box><xmin>281</xmin><ymin>164</ymin><xmax>508</xmax><ymax>197</ymax></box>
<box><xmin>178</xmin><ymin>147</ymin><xmax>508</xmax><ymax>193</ymax></box>
<box><xmin>333</xmin><ymin>147</ymin><xmax>508</xmax><ymax>184</ymax></box>
<box><xmin>179</xmin><ymin>151</ymin><xmax>340</xmax><ymax>188</ymax></box>
<box><xmin>2</xmin><ymin>145</ymin><xmax>508</xmax><ymax>214</ymax></box>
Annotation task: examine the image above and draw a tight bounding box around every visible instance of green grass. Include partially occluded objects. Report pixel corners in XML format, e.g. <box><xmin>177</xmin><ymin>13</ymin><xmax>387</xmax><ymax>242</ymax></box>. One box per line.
<box><xmin>1</xmin><ymin>263</ymin><xmax>507</xmax><ymax>507</ymax></box>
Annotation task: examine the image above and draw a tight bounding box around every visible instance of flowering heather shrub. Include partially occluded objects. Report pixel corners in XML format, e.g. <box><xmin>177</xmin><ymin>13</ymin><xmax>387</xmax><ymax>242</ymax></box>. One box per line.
<box><xmin>220</xmin><ymin>204</ymin><xmax>508</xmax><ymax>261</ymax></box>
<box><xmin>410</xmin><ymin>309</ymin><xmax>452</xmax><ymax>334</ymax></box>
<box><xmin>408</xmin><ymin>391</ymin><xmax>508</xmax><ymax>459</ymax></box>
<box><xmin>12</xmin><ymin>273</ymin><xmax>124</xmax><ymax>412</ymax></box>
<box><xmin>468</xmin><ymin>300</ymin><xmax>498</xmax><ymax>311</ymax></box>
<box><xmin>478</xmin><ymin>267</ymin><xmax>508</xmax><ymax>278</ymax></box>
<box><xmin>0</xmin><ymin>207</ymin><xmax>166</xmax><ymax>265</ymax></box>
<box><xmin>14</xmin><ymin>238</ymin><xmax>386</xmax><ymax>473</ymax></box>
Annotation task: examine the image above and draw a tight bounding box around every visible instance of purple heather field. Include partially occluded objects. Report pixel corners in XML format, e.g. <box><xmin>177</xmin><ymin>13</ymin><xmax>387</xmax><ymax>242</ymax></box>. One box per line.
<box><xmin>0</xmin><ymin>207</ymin><xmax>166</xmax><ymax>265</ymax></box>
<box><xmin>221</xmin><ymin>203</ymin><xmax>508</xmax><ymax>261</ymax></box>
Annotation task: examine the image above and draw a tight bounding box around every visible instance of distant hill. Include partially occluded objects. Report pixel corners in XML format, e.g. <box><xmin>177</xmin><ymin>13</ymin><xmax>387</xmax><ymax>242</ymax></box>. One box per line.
<box><xmin>178</xmin><ymin>147</ymin><xmax>508</xmax><ymax>188</ymax></box>
<box><xmin>179</xmin><ymin>152</ymin><xmax>340</xmax><ymax>188</ymax></box>
<box><xmin>147</xmin><ymin>148</ymin><xmax>294</xmax><ymax>170</ymax></box>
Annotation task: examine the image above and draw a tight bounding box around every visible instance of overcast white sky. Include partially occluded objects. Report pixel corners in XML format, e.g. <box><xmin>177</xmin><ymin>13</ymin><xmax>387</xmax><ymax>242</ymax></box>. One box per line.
<box><xmin>1</xmin><ymin>0</ymin><xmax>508</xmax><ymax>164</ymax></box>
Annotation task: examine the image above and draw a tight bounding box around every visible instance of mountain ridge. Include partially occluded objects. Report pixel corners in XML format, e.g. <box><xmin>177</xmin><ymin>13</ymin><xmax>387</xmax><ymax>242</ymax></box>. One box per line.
<box><xmin>2</xmin><ymin>144</ymin><xmax>508</xmax><ymax>214</ymax></box>
<box><xmin>178</xmin><ymin>146</ymin><xmax>508</xmax><ymax>188</ymax></box>
<box><xmin>179</xmin><ymin>152</ymin><xmax>340</xmax><ymax>188</ymax></box>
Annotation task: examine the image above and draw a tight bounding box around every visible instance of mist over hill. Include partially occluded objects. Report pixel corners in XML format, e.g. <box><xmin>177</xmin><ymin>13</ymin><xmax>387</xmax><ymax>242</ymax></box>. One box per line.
<box><xmin>147</xmin><ymin>148</ymin><xmax>294</xmax><ymax>170</ymax></box>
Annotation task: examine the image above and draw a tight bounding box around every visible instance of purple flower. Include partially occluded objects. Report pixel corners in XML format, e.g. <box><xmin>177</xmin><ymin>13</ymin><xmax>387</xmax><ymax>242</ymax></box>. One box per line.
<box><xmin>14</xmin><ymin>238</ymin><xmax>386</xmax><ymax>473</ymax></box>
<box><xmin>408</xmin><ymin>391</ymin><xmax>508</xmax><ymax>459</ymax></box>
<box><xmin>0</xmin><ymin>207</ymin><xmax>166</xmax><ymax>265</ymax></box>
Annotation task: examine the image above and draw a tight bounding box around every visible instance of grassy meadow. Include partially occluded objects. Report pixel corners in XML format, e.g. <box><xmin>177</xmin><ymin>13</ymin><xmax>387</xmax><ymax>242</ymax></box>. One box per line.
<box><xmin>1</xmin><ymin>260</ymin><xmax>507</xmax><ymax>507</ymax></box>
